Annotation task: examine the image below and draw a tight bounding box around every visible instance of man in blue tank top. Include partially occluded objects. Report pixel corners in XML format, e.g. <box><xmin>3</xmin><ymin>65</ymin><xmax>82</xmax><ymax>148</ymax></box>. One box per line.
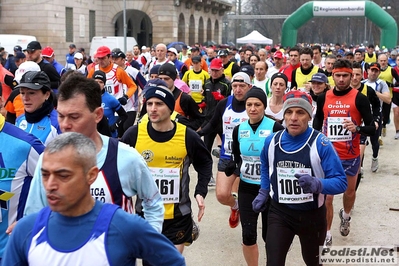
<box><xmin>3</xmin><ymin>133</ymin><xmax>185</xmax><ymax>266</ymax></box>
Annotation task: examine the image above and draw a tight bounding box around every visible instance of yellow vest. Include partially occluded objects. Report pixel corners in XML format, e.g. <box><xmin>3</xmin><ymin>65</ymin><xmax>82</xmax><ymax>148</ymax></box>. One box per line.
<box><xmin>295</xmin><ymin>66</ymin><xmax>319</xmax><ymax>89</ymax></box>
<box><xmin>364</xmin><ymin>53</ymin><xmax>377</xmax><ymax>63</ymax></box>
<box><xmin>327</xmin><ymin>76</ymin><xmax>335</xmax><ymax>86</ymax></box>
<box><xmin>379</xmin><ymin>66</ymin><xmax>393</xmax><ymax>97</ymax></box>
<box><xmin>182</xmin><ymin>70</ymin><xmax>209</xmax><ymax>103</ymax></box>
<box><xmin>136</xmin><ymin>122</ymin><xmax>187</xmax><ymax>220</ymax></box>
<box><xmin>360</xmin><ymin>84</ymin><xmax>368</xmax><ymax>96</ymax></box>
<box><xmin>224</xmin><ymin>61</ymin><xmax>234</xmax><ymax>79</ymax></box>
<box><xmin>379</xmin><ymin>66</ymin><xmax>393</xmax><ymax>84</ymax></box>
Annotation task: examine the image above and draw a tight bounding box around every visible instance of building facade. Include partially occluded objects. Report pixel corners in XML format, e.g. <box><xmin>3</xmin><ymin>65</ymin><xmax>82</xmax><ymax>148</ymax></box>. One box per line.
<box><xmin>0</xmin><ymin>0</ymin><xmax>231</xmax><ymax>62</ymax></box>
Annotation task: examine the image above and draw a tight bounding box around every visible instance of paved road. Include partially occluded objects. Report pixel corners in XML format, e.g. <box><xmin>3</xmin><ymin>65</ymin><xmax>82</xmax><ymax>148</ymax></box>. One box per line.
<box><xmin>182</xmin><ymin>120</ymin><xmax>399</xmax><ymax>266</ymax></box>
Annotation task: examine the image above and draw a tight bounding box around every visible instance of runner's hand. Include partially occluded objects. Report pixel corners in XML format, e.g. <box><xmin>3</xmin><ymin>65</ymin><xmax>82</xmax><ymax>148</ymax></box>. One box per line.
<box><xmin>195</xmin><ymin>194</ymin><xmax>205</xmax><ymax>222</ymax></box>
<box><xmin>252</xmin><ymin>188</ymin><xmax>269</xmax><ymax>213</ymax></box>
<box><xmin>294</xmin><ymin>174</ymin><xmax>323</xmax><ymax>194</ymax></box>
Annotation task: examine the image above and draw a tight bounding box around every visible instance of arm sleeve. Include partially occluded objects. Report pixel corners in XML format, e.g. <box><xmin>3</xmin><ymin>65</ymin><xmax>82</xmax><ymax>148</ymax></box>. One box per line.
<box><xmin>182</xmin><ymin>71</ymin><xmax>189</xmax><ymax>84</ymax></box>
<box><xmin>4</xmin><ymin>74</ymin><xmax>14</xmax><ymax>88</ymax></box>
<box><xmin>231</xmin><ymin>125</ymin><xmax>241</xmax><ymax>166</ymax></box>
<box><xmin>2</xmin><ymin>215</ymin><xmax>37</xmax><ymax>266</ymax></box>
<box><xmin>117</xmin><ymin>143</ymin><xmax>164</xmax><ymax>233</ymax></box>
<box><xmin>231</xmin><ymin>63</ymin><xmax>240</xmax><ymax>77</ymax></box>
<box><xmin>355</xmin><ymin>93</ymin><xmax>376</xmax><ymax>136</ymax></box>
<box><xmin>186</xmin><ymin>129</ymin><xmax>212</xmax><ymax>198</ymax></box>
<box><xmin>120</xmin><ymin>125</ymin><xmax>138</xmax><ymax>148</ymax></box>
<box><xmin>367</xmin><ymin>87</ymin><xmax>381</xmax><ymax>122</ymax></box>
<box><xmin>43</xmin><ymin>64</ymin><xmax>61</xmax><ymax>89</ymax></box>
<box><xmin>109</xmin><ymin>211</ymin><xmax>185</xmax><ymax>266</ymax></box>
<box><xmin>273</xmin><ymin>122</ymin><xmax>285</xmax><ymax>132</ymax></box>
<box><xmin>24</xmin><ymin>155</ymin><xmax>49</xmax><ymax>215</ymax></box>
<box><xmin>291</xmin><ymin>70</ymin><xmax>297</xmax><ymax>90</ymax></box>
<box><xmin>198</xmin><ymin>98</ymin><xmax>226</xmax><ymax>135</ymax></box>
<box><xmin>313</xmin><ymin>92</ymin><xmax>326</xmax><ymax>130</ymax></box>
<box><xmin>392</xmin><ymin>68</ymin><xmax>399</xmax><ymax>87</ymax></box>
<box><xmin>202</xmin><ymin>60</ymin><xmax>208</xmax><ymax>72</ymax></box>
<box><xmin>180</xmin><ymin>94</ymin><xmax>205</xmax><ymax>131</ymax></box>
<box><xmin>134</xmin><ymin>72</ymin><xmax>147</xmax><ymax>90</ymax></box>
<box><xmin>316</xmin><ymin>134</ymin><xmax>348</xmax><ymax>195</ymax></box>
<box><xmin>117</xmin><ymin>68</ymin><xmax>137</xmax><ymax>98</ymax></box>
<box><xmin>260</xmin><ymin>135</ymin><xmax>273</xmax><ymax>190</ymax></box>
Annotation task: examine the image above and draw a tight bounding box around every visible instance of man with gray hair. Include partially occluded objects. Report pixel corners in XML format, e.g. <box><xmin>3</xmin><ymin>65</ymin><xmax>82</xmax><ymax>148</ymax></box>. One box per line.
<box><xmin>3</xmin><ymin>132</ymin><xmax>185</xmax><ymax>266</ymax></box>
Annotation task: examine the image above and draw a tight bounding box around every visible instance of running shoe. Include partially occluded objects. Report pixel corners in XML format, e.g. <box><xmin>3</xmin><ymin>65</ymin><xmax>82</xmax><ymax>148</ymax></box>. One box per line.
<box><xmin>208</xmin><ymin>176</ymin><xmax>216</xmax><ymax>187</ymax></box>
<box><xmin>378</xmin><ymin>136</ymin><xmax>383</xmax><ymax>146</ymax></box>
<box><xmin>382</xmin><ymin>127</ymin><xmax>387</xmax><ymax>137</ymax></box>
<box><xmin>229</xmin><ymin>208</ymin><xmax>240</xmax><ymax>228</ymax></box>
<box><xmin>371</xmin><ymin>157</ymin><xmax>379</xmax><ymax>172</ymax></box>
<box><xmin>323</xmin><ymin>235</ymin><xmax>333</xmax><ymax>249</ymax></box>
<box><xmin>339</xmin><ymin>208</ymin><xmax>351</xmax><ymax>236</ymax></box>
<box><xmin>395</xmin><ymin>132</ymin><xmax>399</xmax><ymax>140</ymax></box>
<box><xmin>211</xmin><ymin>147</ymin><xmax>220</xmax><ymax>158</ymax></box>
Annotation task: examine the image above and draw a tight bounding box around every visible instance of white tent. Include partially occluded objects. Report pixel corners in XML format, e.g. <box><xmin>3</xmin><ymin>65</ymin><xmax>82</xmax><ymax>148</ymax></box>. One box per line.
<box><xmin>236</xmin><ymin>30</ymin><xmax>273</xmax><ymax>45</ymax></box>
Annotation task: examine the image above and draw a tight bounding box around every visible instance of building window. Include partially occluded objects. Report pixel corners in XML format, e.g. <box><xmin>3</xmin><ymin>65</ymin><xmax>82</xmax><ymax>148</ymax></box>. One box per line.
<box><xmin>65</xmin><ymin>7</ymin><xmax>73</xmax><ymax>42</ymax></box>
<box><xmin>89</xmin><ymin>10</ymin><xmax>96</xmax><ymax>40</ymax></box>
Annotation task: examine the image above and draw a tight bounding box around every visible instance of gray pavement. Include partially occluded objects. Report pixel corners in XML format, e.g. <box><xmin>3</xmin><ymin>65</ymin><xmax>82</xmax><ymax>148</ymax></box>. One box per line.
<box><xmin>182</xmin><ymin>120</ymin><xmax>399</xmax><ymax>266</ymax></box>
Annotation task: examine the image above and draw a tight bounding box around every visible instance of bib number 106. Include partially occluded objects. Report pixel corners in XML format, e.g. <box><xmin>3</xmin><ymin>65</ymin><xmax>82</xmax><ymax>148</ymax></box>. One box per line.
<box><xmin>279</xmin><ymin>179</ymin><xmax>302</xmax><ymax>195</ymax></box>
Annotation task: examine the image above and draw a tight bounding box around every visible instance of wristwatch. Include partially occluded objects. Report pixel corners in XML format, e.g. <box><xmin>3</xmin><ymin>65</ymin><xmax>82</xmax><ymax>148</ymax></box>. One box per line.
<box><xmin>355</xmin><ymin>126</ymin><xmax>361</xmax><ymax>132</ymax></box>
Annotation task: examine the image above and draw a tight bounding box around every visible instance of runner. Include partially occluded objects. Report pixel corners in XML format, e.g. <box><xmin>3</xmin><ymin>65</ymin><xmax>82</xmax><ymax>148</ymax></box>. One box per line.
<box><xmin>253</xmin><ymin>90</ymin><xmax>347</xmax><ymax>266</ymax></box>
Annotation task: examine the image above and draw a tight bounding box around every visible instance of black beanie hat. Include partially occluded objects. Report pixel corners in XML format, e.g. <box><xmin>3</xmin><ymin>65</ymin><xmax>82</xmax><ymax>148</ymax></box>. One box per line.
<box><xmin>144</xmin><ymin>86</ymin><xmax>175</xmax><ymax>112</ymax></box>
<box><xmin>158</xmin><ymin>63</ymin><xmax>177</xmax><ymax>81</ymax></box>
<box><xmin>270</xmin><ymin>72</ymin><xmax>288</xmax><ymax>87</ymax></box>
<box><xmin>245</xmin><ymin>86</ymin><xmax>267</xmax><ymax>108</ymax></box>
<box><xmin>93</xmin><ymin>70</ymin><xmax>107</xmax><ymax>84</ymax></box>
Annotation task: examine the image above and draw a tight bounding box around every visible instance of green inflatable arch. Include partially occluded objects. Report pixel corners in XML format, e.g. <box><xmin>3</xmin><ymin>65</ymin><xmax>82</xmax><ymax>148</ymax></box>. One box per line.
<box><xmin>282</xmin><ymin>1</ymin><xmax>398</xmax><ymax>48</ymax></box>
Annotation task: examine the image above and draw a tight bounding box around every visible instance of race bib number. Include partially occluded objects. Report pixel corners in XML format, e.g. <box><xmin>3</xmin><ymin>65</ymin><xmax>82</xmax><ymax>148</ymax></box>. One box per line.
<box><xmin>90</xmin><ymin>171</ymin><xmax>113</xmax><ymax>203</ymax></box>
<box><xmin>327</xmin><ymin>117</ymin><xmax>352</xmax><ymax>142</ymax></box>
<box><xmin>104</xmin><ymin>83</ymin><xmax>113</xmax><ymax>94</ymax></box>
<box><xmin>223</xmin><ymin>137</ymin><xmax>233</xmax><ymax>156</ymax></box>
<box><xmin>277</xmin><ymin>168</ymin><xmax>313</xmax><ymax>204</ymax></box>
<box><xmin>189</xmin><ymin>80</ymin><xmax>202</xmax><ymax>93</ymax></box>
<box><xmin>240</xmin><ymin>155</ymin><xmax>261</xmax><ymax>183</ymax></box>
<box><xmin>150</xmin><ymin>167</ymin><xmax>180</xmax><ymax>203</ymax></box>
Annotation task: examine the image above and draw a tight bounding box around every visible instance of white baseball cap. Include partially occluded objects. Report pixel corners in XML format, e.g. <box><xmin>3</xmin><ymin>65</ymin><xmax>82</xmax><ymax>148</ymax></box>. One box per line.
<box><xmin>14</xmin><ymin>61</ymin><xmax>41</xmax><ymax>84</ymax></box>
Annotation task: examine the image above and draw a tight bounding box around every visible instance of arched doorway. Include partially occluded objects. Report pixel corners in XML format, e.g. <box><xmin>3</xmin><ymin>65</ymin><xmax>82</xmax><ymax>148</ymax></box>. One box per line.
<box><xmin>113</xmin><ymin>10</ymin><xmax>153</xmax><ymax>47</ymax></box>
<box><xmin>198</xmin><ymin>17</ymin><xmax>204</xmax><ymax>44</ymax></box>
<box><xmin>282</xmin><ymin>1</ymin><xmax>398</xmax><ymax>48</ymax></box>
<box><xmin>178</xmin><ymin>13</ymin><xmax>185</xmax><ymax>42</ymax></box>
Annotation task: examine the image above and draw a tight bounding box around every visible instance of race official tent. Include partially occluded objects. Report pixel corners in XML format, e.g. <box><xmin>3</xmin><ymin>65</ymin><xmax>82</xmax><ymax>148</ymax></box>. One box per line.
<box><xmin>236</xmin><ymin>30</ymin><xmax>273</xmax><ymax>45</ymax></box>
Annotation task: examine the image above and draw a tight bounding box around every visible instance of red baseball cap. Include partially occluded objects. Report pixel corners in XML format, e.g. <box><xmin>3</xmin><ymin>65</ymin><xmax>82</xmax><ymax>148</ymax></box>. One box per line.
<box><xmin>274</xmin><ymin>51</ymin><xmax>283</xmax><ymax>59</ymax></box>
<box><xmin>210</xmin><ymin>58</ymin><xmax>223</xmax><ymax>70</ymax></box>
<box><xmin>42</xmin><ymin>46</ymin><xmax>54</xmax><ymax>58</ymax></box>
<box><xmin>96</xmin><ymin>46</ymin><xmax>111</xmax><ymax>58</ymax></box>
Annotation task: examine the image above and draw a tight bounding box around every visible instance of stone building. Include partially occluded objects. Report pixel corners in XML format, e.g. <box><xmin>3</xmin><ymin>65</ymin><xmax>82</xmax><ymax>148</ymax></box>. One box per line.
<box><xmin>0</xmin><ymin>0</ymin><xmax>232</xmax><ymax>62</ymax></box>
